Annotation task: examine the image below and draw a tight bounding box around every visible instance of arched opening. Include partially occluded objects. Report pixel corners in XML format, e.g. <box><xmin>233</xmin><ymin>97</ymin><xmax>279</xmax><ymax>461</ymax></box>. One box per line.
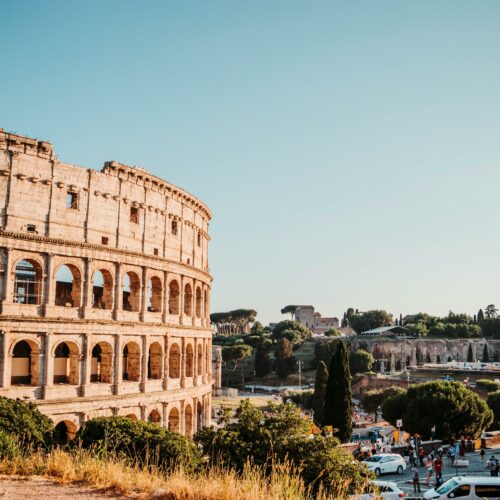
<box><xmin>13</xmin><ymin>259</ymin><xmax>43</xmax><ymax>305</ymax></box>
<box><xmin>148</xmin><ymin>409</ymin><xmax>162</xmax><ymax>424</ymax></box>
<box><xmin>54</xmin><ymin>420</ymin><xmax>77</xmax><ymax>445</ymax></box>
<box><xmin>168</xmin><ymin>280</ymin><xmax>180</xmax><ymax>314</ymax></box>
<box><xmin>195</xmin><ymin>287</ymin><xmax>202</xmax><ymax>318</ymax></box>
<box><xmin>55</xmin><ymin>264</ymin><xmax>82</xmax><ymax>307</ymax></box>
<box><xmin>53</xmin><ymin>342</ymin><xmax>79</xmax><ymax>384</ymax></box>
<box><xmin>126</xmin><ymin>414</ymin><xmax>138</xmax><ymax>420</ymax></box>
<box><xmin>168</xmin><ymin>407</ymin><xmax>180</xmax><ymax>432</ymax></box>
<box><xmin>148</xmin><ymin>277</ymin><xmax>162</xmax><ymax>312</ymax></box>
<box><xmin>197</xmin><ymin>344</ymin><xmax>203</xmax><ymax>376</ymax></box>
<box><xmin>148</xmin><ymin>342</ymin><xmax>163</xmax><ymax>380</ymax></box>
<box><xmin>92</xmin><ymin>269</ymin><xmax>113</xmax><ymax>309</ymax></box>
<box><xmin>11</xmin><ymin>340</ymin><xmax>41</xmax><ymax>385</ymax></box>
<box><xmin>197</xmin><ymin>401</ymin><xmax>204</xmax><ymax>431</ymax></box>
<box><xmin>169</xmin><ymin>344</ymin><xmax>180</xmax><ymax>379</ymax></box>
<box><xmin>122</xmin><ymin>342</ymin><xmax>140</xmax><ymax>381</ymax></box>
<box><xmin>91</xmin><ymin>342</ymin><xmax>113</xmax><ymax>383</ymax></box>
<box><xmin>183</xmin><ymin>283</ymin><xmax>193</xmax><ymax>316</ymax></box>
<box><xmin>122</xmin><ymin>272</ymin><xmax>141</xmax><ymax>312</ymax></box>
<box><xmin>185</xmin><ymin>404</ymin><xmax>193</xmax><ymax>436</ymax></box>
<box><xmin>185</xmin><ymin>344</ymin><xmax>194</xmax><ymax>377</ymax></box>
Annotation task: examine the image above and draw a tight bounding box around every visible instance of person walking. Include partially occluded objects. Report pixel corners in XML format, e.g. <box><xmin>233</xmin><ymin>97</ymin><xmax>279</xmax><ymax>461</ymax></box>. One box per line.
<box><xmin>489</xmin><ymin>456</ymin><xmax>499</xmax><ymax>477</ymax></box>
<box><xmin>433</xmin><ymin>455</ymin><xmax>443</xmax><ymax>483</ymax></box>
<box><xmin>425</xmin><ymin>459</ymin><xmax>434</xmax><ymax>486</ymax></box>
<box><xmin>412</xmin><ymin>465</ymin><xmax>421</xmax><ymax>493</ymax></box>
<box><xmin>419</xmin><ymin>447</ymin><xmax>425</xmax><ymax>466</ymax></box>
<box><xmin>480</xmin><ymin>446</ymin><xmax>486</xmax><ymax>461</ymax></box>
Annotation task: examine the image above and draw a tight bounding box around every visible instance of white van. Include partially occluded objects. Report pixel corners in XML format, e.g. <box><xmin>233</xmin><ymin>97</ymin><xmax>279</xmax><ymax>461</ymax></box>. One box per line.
<box><xmin>423</xmin><ymin>476</ymin><xmax>500</xmax><ymax>499</ymax></box>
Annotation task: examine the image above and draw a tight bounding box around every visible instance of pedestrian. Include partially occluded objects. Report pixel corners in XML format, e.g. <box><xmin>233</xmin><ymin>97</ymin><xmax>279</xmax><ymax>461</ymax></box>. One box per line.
<box><xmin>425</xmin><ymin>459</ymin><xmax>434</xmax><ymax>486</ymax></box>
<box><xmin>489</xmin><ymin>456</ymin><xmax>499</xmax><ymax>477</ymax></box>
<box><xmin>449</xmin><ymin>445</ymin><xmax>456</xmax><ymax>466</ymax></box>
<box><xmin>419</xmin><ymin>447</ymin><xmax>425</xmax><ymax>466</ymax></box>
<box><xmin>433</xmin><ymin>455</ymin><xmax>443</xmax><ymax>482</ymax></box>
<box><xmin>480</xmin><ymin>446</ymin><xmax>486</xmax><ymax>461</ymax></box>
<box><xmin>412</xmin><ymin>465</ymin><xmax>421</xmax><ymax>493</ymax></box>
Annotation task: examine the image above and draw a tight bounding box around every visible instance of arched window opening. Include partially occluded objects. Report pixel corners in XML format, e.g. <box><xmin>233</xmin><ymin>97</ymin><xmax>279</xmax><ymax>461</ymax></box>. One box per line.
<box><xmin>148</xmin><ymin>409</ymin><xmax>162</xmax><ymax>424</ymax></box>
<box><xmin>122</xmin><ymin>272</ymin><xmax>140</xmax><ymax>312</ymax></box>
<box><xmin>55</xmin><ymin>265</ymin><xmax>81</xmax><ymax>307</ymax></box>
<box><xmin>14</xmin><ymin>259</ymin><xmax>42</xmax><ymax>305</ymax></box>
<box><xmin>184</xmin><ymin>283</ymin><xmax>193</xmax><ymax>316</ymax></box>
<box><xmin>168</xmin><ymin>280</ymin><xmax>179</xmax><ymax>315</ymax></box>
<box><xmin>91</xmin><ymin>342</ymin><xmax>113</xmax><ymax>383</ymax></box>
<box><xmin>185</xmin><ymin>405</ymin><xmax>193</xmax><ymax>436</ymax></box>
<box><xmin>126</xmin><ymin>414</ymin><xmax>138</xmax><ymax>420</ymax></box>
<box><xmin>92</xmin><ymin>270</ymin><xmax>113</xmax><ymax>309</ymax></box>
<box><xmin>169</xmin><ymin>344</ymin><xmax>180</xmax><ymax>379</ymax></box>
<box><xmin>54</xmin><ymin>420</ymin><xmax>77</xmax><ymax>445</ymax></box>
<box><xmin>122</xmin><ymin>342</ymin><xmax>140</xmax><ymax>381</ymax></box>
<box><xmin>195</xmin><ymin>288</ymin><xmax>202</xmax><ymax>318</ymax></box>
<box><xmin>185</xmin><ymin>344</ymin><xmax>194</xmax><ymax>377</ymax></box>
<box><xmin>168</xmin><ymin>407</ymin><xmax>179</xmax><ymax>432</ymax></box>
<box><xmin>147</xmin><ymin>277</ymin><xmax>162</xmax><ymax>312</ymax></box>
<box><xmin>197</xmin><ymin>345</ymin><xmax>203</xmax><ymax>376</ymax></box>
<box><xmin>148</xmin><ymin>342</ymin><xmax>163</xmax><ymax>380</ymax></box>
<box><xmin>11</xmin><ymin>340</ymin><xmax>40</xmax><ymax>385</ymax></box>
<box><xmin>53</xmin><ymin>342</ymin><xmax>79</xmax><ymax>384</ymax></box>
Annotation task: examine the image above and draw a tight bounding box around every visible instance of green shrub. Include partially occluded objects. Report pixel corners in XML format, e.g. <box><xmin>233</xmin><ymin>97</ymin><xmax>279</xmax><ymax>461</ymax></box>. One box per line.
<box><xmin>0</xmin><ymin>397</ymin><xmax>54</xmax><ymax>450</ymax></box>
<box><xmin>0</xmin><ymin>430</ymin><xmax>20</xmax><ymax>459</ymax></box>
<box><xmin>286</xmin><ymin>390</ymin><xmax>314</xmax><ymax>410</ymax></box>
<box><xmin>76</xmin><ymin>416</ymin><xmax>202</xmax><ymax>472</ymax></box>
<box><xmin>476</xmin><ymin>379</ymin><xmax>500</xmax><ymax>392</ymax></box>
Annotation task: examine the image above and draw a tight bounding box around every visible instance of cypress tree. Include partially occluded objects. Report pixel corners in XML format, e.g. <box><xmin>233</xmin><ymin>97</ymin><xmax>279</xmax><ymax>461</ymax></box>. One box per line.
<box><xmin>254</xmin><ymin>343</ymin><xmax>272</xmax><ymax>378</ymax></box>
<box><xmin>467</xmin><ymin>343</ymin><xmax>474</xmax><ymax>363</ymax></box>
<box><xmin>478</xmin><ymin>309</ymin><xmax>485</xmax><ymax>323</ymax></box>
<box><xmin>323</xmin><ymin>340</ymin><xmax>352</xmax><ymax>443</ymax></box>
<box><xmin>483</xmin><ymin>344</ymin><xmax>489</xmax><ymax>363</ymax></box>
<box><xmin>275</xmin><ymin>338</ymin><xmax>295</xmax><ymax>379</ymax></box>
<box><xmin>312</xmin><ymin>361</ymin><xmax>328</xmax><ymax>425</ymax></box>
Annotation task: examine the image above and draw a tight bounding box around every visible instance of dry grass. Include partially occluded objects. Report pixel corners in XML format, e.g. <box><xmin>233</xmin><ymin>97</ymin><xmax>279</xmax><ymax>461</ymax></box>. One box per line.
<box><xmin>0</xmin><ymin>448</ymin><xmax>336</xmax><ymax>500</ymax></box>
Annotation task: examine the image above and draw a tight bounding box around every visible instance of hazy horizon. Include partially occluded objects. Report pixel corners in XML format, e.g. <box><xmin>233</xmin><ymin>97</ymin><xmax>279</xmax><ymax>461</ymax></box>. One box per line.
<box><xmin>2</xmin><ymin>0</ymin><xmax>500</xmax><ymax>325</ymax></box>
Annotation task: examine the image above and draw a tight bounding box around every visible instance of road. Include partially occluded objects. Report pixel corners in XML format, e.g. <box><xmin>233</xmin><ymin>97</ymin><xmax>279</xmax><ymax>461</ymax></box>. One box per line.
<box><xmin>374</xmin><ymin>449</ymin><xmax>496</xmax><ymax>499</ymax></box>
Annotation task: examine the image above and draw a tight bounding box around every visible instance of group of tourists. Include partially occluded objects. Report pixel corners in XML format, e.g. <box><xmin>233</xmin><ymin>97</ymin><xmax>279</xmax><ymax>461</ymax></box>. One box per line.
<box><xmin>410</xmin><ymin>445</ymin><xmax>445</xmax><ymax>493</ymax></box>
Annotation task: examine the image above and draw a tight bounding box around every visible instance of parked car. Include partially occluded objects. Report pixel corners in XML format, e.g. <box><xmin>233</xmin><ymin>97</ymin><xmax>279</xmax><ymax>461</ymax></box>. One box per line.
<box><xmin>423</xmin><ymin>476</ymin><xmax>500</xmax><ymax>499</ymax></box>
<box><xmin>362</xmin><ymin>454</ymin><xmax>406</xmax><ymax>477</ymax></box>
<box><xmin>351</xmin><ymin>480</ymin><xmax>405</xmax><ymax>499</ymax></box>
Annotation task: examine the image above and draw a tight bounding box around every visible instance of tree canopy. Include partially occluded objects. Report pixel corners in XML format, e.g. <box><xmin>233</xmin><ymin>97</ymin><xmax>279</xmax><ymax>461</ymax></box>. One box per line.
<box><xmin>280</xmin><ymin>305</ymin><xmax>298</xmax><ymax>319</ymax></box>
<box><xmin>210</xmin><ymin>309</ymin><xmax>257</xmax><ymax>335</ymax></box>
<box><xmin>362</xmin><ymin>387</ymin><xmax>405</xmax><ymax>421</ymax></box>
<box><xmin>350</xmin><ymin>310</ymin><xmax>393</xmax><ymax>334</ymax></box>
<box><xmin>349</xmin><ymin>349</ymin><xmax>374</xmax><ymax>375</ymax></box>
<box><xmin>271</xmin><ymin>320</ymin><xmax>311</xmax><ymax>347</ymax></box>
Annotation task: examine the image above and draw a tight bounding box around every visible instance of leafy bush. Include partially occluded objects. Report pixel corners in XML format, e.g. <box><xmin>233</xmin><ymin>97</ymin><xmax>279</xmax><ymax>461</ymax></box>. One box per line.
<box><xmin>0</xmin><ymin>430</ymin><xmax>20</xmax><ymax>459</ymax></box>
<box><xmin>487</xmin><ymin>392</ymin><xmax>500</xmax><ymax>429</ymax></box>
<box><xmin>76</xmin><ymin>417</ymin><xmax>202</xmax><ymax>472</ymax></box>
<box><xmin>286</xmin><ymin>390</ymin><xmax>314</xmax><ymax>410</ymax></box>
<box><xmin>476</xmin><ymin>379</ymin><xmax>500</xmax><ymax>392</ymax></box>
<box><xmin>0</xmin><ymin>397</ymin><xmax>54</xmax><ymax>450</ymax></box>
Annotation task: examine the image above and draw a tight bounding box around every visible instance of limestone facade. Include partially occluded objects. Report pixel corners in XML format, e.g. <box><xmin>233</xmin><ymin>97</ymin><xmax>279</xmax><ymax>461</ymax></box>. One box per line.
<box><xmin>0</xmin><ymin>129</ymin><xmax>213</xmax><ymax>440</ymax></box>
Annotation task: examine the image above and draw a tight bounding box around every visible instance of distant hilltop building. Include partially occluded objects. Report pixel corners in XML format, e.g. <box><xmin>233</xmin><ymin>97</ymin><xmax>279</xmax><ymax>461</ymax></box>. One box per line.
<box><xmin>294</xmin><ymin>306</ymin><xmax>340</xmax><ymax>335</ymax></box>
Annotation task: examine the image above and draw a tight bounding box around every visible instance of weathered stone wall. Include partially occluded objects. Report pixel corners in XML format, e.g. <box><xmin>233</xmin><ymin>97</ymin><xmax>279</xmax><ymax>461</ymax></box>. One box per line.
<box><xmin>0</xmin><ymin>129</ymin><xmax>213</xmax><ymax>438</ymax></box>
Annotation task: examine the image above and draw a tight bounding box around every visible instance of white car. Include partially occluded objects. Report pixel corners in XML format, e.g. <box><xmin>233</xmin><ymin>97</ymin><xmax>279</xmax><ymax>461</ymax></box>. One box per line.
<box><xmin>423</xmin><ymin>476</ymin><xmax>500</xmax><ymax>499</ymax></box>
<box><xmin>351</xmin><ymin>480</ymin><xmax>405</xmax><ymax>499</ymax></box>
<box><xmin>362</xmin><ymin>454</ymin><xmax>406</xmax><ymax>477</ymax></box>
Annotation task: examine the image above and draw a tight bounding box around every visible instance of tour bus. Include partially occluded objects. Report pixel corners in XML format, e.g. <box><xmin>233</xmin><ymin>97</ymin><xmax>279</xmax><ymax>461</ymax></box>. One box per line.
<box><xmin>423</xmin><ymin>476</ymin><xmax>500</xmax><ymax>499</ymax></box>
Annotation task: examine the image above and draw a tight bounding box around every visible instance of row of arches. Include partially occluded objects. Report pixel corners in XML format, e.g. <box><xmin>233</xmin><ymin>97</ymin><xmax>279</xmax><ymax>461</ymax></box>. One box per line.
<box><xmin>11</xmin><ymin>338</ymin><xmax>209</xmax><ymax>387</ymax></box>
<box><xmin>12</xmin><ymin>258</ymin><xmax>208</xmax><ymax>318</ymax></box>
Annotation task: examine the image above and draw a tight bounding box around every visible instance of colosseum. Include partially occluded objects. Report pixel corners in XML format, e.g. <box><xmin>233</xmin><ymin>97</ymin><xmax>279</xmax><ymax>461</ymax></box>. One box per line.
<box><xmin>0</xmin><ymin>128</ymin><xmax>213</xmax><ymax>442</ymax></box>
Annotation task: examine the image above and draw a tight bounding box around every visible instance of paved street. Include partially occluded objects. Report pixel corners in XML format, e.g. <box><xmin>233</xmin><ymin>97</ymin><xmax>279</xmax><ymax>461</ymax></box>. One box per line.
<box><xmin>374</xmin><ymin>449</ymin><xmax>498</xmax><ymax>499</ymax></box>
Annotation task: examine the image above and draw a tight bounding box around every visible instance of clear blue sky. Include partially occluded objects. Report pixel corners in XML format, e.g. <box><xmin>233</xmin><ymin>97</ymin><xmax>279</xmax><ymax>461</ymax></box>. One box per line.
<box><xmin>2</xmin><ymin>1</ymin><xmax>500</xmax><ymax>325</ymax></box>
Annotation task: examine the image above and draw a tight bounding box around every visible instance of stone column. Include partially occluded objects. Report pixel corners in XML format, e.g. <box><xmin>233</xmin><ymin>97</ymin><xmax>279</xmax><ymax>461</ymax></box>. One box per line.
<box><xmin>43</xmin><ymin>253</ymin><xmax>55</xmax><ymax>315</ymax></box>
<box><xmin>113</xmin><ymin>262</ymin><xmax>122</xmax><ymax>320</ymax></box>
<box><xmin>162</xmin><ymin>270</ymin><xmax>169</xmax><ymax>323</ymax></box>
<box><xmin>0</xmin><ymin>330</ymin><xmax>11</xmax><ymax>388</ymax></box>
<box><xmin>202</xmin><ymin>339</ymin><xmax>208</xmax><ymax>384</ymax></box>
<box><xmin>80</xmin><ymin>332</ymin><xmax>92</xmax><ymax>396</ymax></box>
<box><xmin>163</xmin><ymin>336</ymin><xmax>169</xmax><ymax>390</ymax></box>
<box><xmin>113</xmin><ymin>334</ymin><xmax>122</xmax><ymax>395</ymax></box>
<box><xmin>162</xmin><ymin>402</ymin><xmax>168</xmax><ymax>428</ymax></box>
<box><xmin>140</xmin><ymin>335</ymin><xmax>147</xmax><ymax>392</ymax></box>
<box><xmin>180</xmin><ymin>336</ymin><xmax>186</xmax><ymax>388</ymax></box>
<box><xmin>140</xmin><ymin>404</ymin><xmax>146</xmax><ymax>421</ymax></box>
<box><xmin>140</xmin><ymin>266</ymin><xmax>147</xmax><ymax>321</ymax></box>
<box><xmin>42</xmin><ymin>331</ymin><xmax>54</xmax><ymax>398</ymax></box>
<box><xmin>179</xmin><ymin>275</ymin><xmax>184</xmax><ymax>325</ymax></box>
<box><xmin>81</xmin><ymin>257</ymin><xmax>93</xmax><ymax>318</ymax></box>
<box><xmin>179</xmin><ymin>399</ymin><xmax>185</xmax><ymax>435</ymax></box>
<box><xmin>193</xmin><ymin>338</ymin><xmax>198</xmax><ymax>386</ymax></box>
<box><xmin>2</xmin><ymin>247</ymin><xmax>13</xmax><ymax>307</ymax></box>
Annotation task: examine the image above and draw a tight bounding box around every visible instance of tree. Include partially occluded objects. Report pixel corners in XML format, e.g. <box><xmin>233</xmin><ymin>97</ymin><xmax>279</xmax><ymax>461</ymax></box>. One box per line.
<box><xmin>485</xmin><ymin>305</ymin><xmax>498</xmax><ymax>319</ymax></box>
<box><xmin>275</xmin><ymin>338</ymin><xmax>296</xmax><ymax>379</ymax></box>
<box><xmin>211</xmin><ymin>309</ymin><xmax>257</xmax><ymax>335</ymax></box>
<box><xmin>362</xmin><ymin>387</ymin><xmax>405</xmax><ymax>422</ymax></box>
<box><xmin>350</xmin><ymin>310</ymin><xmax>393</xmax><ymax>334</ymax></box>
<box><xmin>487</xmin><ymin>392</ymin><xmax>500</xmax><ymax>429</ymax></box>
<box><xmin>478</xmin><ymin>309</ymin><xmax>485</xmax><ymax>323</ymax></box>
<box><xmin>222</xmin><ymin>344</ymin><xmax>253</xmax><ymax>369</ymax></box>
<box><xmin>382</xmin><ymin>381</ymin><xmax>493</xmax><ymax>440</ymax></box>
<box><xmin>272</xmin><ymin>320</ymin><xmax>311</xmax><ymax>347</ymax></box>
<box><xmin>254</xmin><ymin>341</ymin><xmax>272</xmax><ymax>378</ymax></box>
<box><xmin>399</xmin><ymin>313</ymin><xmax>403</xmax><ymax>326</ymax></box>
<box><xmin>281</xmin><ymin>305</ymin><xmax>298</xmax><ymax>320</ymax></box>
<box><xmin>325</xmin><ymin>328</ymin><xmax>341</xmax><ymax>337</ymax></box>
<box><xmin>312</xmin><ymin>361</ymin><xmax>328</xmax><ymax>425</ymax></box>
<box><xmin>349</xmin><ymin>349</ymin><xmax>374</xmax><ymax>375</ymax></box>
<box><xmin>323</xmin><ymin>341</ymin><xmax>352</xmax><ymax>442</ymax></box>
<box><xmin>467</xmin><ymin>344</ymin><xmax>474</xmax><ymax>363</ymax></box>
<box><xmin>483</xmin><ymin>344</ymin><xmax>490</xmax><ymax>363</ymax></box>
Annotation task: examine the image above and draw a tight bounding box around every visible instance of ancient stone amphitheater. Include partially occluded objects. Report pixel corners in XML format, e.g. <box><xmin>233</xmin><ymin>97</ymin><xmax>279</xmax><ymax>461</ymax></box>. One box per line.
<box><xmin>0</xmin><ymin>128</ymin><xmax>213</xmax><ymax>442</ymax></box>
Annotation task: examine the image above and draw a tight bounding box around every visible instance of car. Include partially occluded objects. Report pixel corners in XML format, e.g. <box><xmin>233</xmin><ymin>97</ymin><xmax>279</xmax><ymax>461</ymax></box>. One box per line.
<box><xmin>362</xmin><ymin>454</ymin><xmax>406</xmax><ymax>477</ymax></box>
<box><xmin>350</xmin><ymin>480</ymin><xmax>405</xmax><ymax>499</ymax></box>
<box><xmin>423</xmin><ymin>475</ymin><xmax>500</xmax><ymax>499</ymax></box>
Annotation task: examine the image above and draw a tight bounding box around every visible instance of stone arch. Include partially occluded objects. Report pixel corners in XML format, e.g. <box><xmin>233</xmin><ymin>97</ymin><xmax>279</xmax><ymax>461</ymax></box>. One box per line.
<box><xmin>11</xmin><ymin>339</ymin><xmax>41</xmax><ymax>386</ymax></box>
<box><xmin>126</xmin><ymin>414</ymin><xmax>138</xmax><ymax>420</ymax></box>
<box><xmin>185</xmin><ymin>404</ymin><xmax>193</xmax><ymax>436</ymax></box>
<box><xmin>183</xmin><ymin>283</ymin><xmax>193</xmax><ymax>316</ymax></box>
<box><xmin>53</xmin><ymin>341</ymin><xmax>80</xmax><ymax>385</ymax></box>
<box><xmin>122</xmin><ymin>271</ymin><xmax>141</xmax><ymax>312</ymax></box>
<box><xmin>55</xmin><ymin>264</ymin><xmax>82</xmax><ymax>307</ymax></box>
<box><xmin>148</xmin><ymin>342</ymin><xmax>163</xmax><ymax>380</ymax></box>
<box><xmin>13</xmin><ymin>258</ymin><xmax>43</xmax><ymax>305</ymax></box>
<box><xmin>54</xmin><ymin>420</ymin><xmax>78</xmax><ymax>445</ymax></box>
<box><xmin>122</xmin><ymin>341</ymin><xmax>140</xmax><ymax>381</ymax></box>
<box><xmin>195</xmin><ymin>287</ymin><xmax>202</xmax><ymax>318</ymax></box>
<box><xmin>92</xmin><ymin>269</ymin><xmax>114</xmax><ymax>309</ymax></box>
<box><xmin>168</xmin><ymin>407</ymin><xmax>180</xmax><ymax>432</ymax></box>
<box><xmin>168</xmin><ymin>280</ymin><xmax>180</xmax><ymax>314</ymax></box>
<box><xmin>185</xmin><ymin>343</ymin><xmax>194</xmax><ymax>377</ymax></box>
<box><xmin>147</xmin><ymin>276</ymin><xmax>162</xmax><ymax>312</ymax></box>
<box><xmin>169</xmin><ymin>343</ymin><xmax>181</xmax><ymax>379</ymax></box>
<box><xmin>148</xmin><ymin>408</ymin><xmax>162</xmax><ymax>424</ymax></box>
<box><xmin>91</xmin><ymin>341</ymin><xmax>113</xmax><ymax>383</ymax></box>
<box><xmin>197</xmin><ymin>344</ymin><xmax>203</xmax><ymax>376</ymax></box>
